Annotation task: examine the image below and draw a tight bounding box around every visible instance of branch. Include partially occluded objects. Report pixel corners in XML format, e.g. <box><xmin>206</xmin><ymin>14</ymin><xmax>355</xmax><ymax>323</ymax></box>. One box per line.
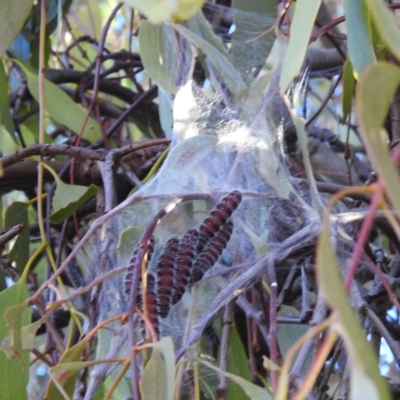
<box><xmin>0</xmin><ymin>144</ymin><xmax>106</xmax><ymax>169</ymax></box>
<box><xmin>0</xmin><ymin>224</ymin><xmax>25</xmax><ymax>248</ymax></box>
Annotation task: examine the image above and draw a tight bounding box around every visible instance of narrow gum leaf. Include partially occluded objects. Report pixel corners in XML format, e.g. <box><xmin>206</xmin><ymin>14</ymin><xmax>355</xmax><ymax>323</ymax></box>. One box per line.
<box><xmin>0</xmin><ymin>277</ymin><xmax>31</xmax><ymax>399</ymax></box>
<box><xmin>366</xmin><ymin>0</ymin><xmax>400</xmax><ymax>62</ymax></box>
<box><xmin>280</xmin><ymin>0</ymin><xmax>321</xmax><ymax>93</ymax></box>
<box><xmin>139</xmin><ymin>337</ymin><xmax>175</xmax><ymax>400</ymax></box>
<box><xmin>49</xmin><ymin>182</ymin><xmax>98</xmax><ymax>224</ymax></box>
<box><xmin>0</xmin><ymin>0</ymin><xmax>33</xmax><ymax>58</ymax></box>
<box><xmin>356</xmin><ymin>62</ymin><xmax>400</xmax><ymax>213</ymax></box>
<box><xmin>46</xmin><ymin>325</ymin><xmax>99</xmax><ymax>399</ymax></box>
<box><xmin>344</xmin><ymin>0</ymin><xmax>376</xmax><ymax>78</ymax></box>
<box><xmin>16</xmin><ymin>61</ymin><xmax>102</xmax><ymax>143</ymax></box>
<box><xmin>316</xmin><ymin>217</ymin><xmax>390</xmax><ymax>399</ymax></box>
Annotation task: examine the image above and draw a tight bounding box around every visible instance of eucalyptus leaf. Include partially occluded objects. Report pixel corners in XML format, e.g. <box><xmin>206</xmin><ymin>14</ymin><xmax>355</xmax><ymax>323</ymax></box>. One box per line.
<box><xmin>356</xmin><ymin>62</ymin><xmax>400</xmax><ymax>214</ymax></box>
<box><xmin>2</xmin><ymin>303</ymin><xmax>32</xmax><ymax>362</ymax></box>
<box><xmin>1</xmin><ymin>315</ymin><xmax>49</xmax><ymax>358</ymax></box>
<box><xmin>187</xmin><ymin>11</ymin><xmax>231</xmax><ymax>57</ymax></box>
<box><xmin>49</xmin><ymin>182</ymin><xmax>98</xmax><ymax>224</ymax></box>
<box><xmin>123</xmin><ymin>0</ymin><xmax>205</xmax><ymax>24</ymax></box>
<box><xmin>0</xmin><ymin>124</ymin><xmax>19</xmax><ymax>154</ymax></box>
<box><xmin>366</xmin><ymin>0</ymin><xmax>400</xmax><ymax>63</ymax></box>
<box><xmin>117</xmin><ymin>226</ymin><xmax>144</xmax><ymax>267</ymax></box>
<box><xmin>280</xmin><ymin>0</ymin><xmax>321</xmax><ymax>93</ymax></box>
<box><xmin>0</xmin><ymin>0</ymin><xmax>33</xmax><ymax>58</ymax></box>
<box><xmin>277</xmin><ymin>305</ymin><xmax>308</xmax><ymax>358</ymax></box>
<box><xmin>291</xmin><ymin>114</ymin><xmax>324</xmax><ymax>218</ymax></box>
<box><xmin>139</xmin><ymin>337</ymin><xmax>175</xmax><ymax>400</ymax></box>
<box><xmin>0</xmin><ymin>277</ymin><xmax>31</xmax><ymax>400</ymax></box>
<box><xmin>341</xmin><ymin>57</ymin><xmax>355</xmax><ymax>123</ymax></box>
<box><xmin>5</xmin><ymin>202</ymin><xmax>29</xmax><ymax>274</ymax></box>
<box><xmin>158</xmin><ymin>88</ymin><xmax>174</xmax><ymax>138</ymax></box>
<box><xmin>172</xmin><ymin>24</ymin><xmax>248</xmax><ymax>98</ymax></box>
<box><xmin>197</xmin><ymin>357</ymin><xmax>272</xmax><ymax>400</ymax></box>
<box><xmin>46</xmin><ymin>321</ymin><xmax>100</xmax><ymax>399</ymax></box>
<box><xmin>231</xmin><ymin>0</ymin><xmax>275</xmax><ymax>71</ymax></box>
<box><xmin>139</xmin><ymin>22</ymin><xmax>191</xmax><ymax>94</ymax></box>
<box><xmin>316</xmin><ymin>217</ymin><xmax>390</xmax><ymax>399</ymax></box>
<box><xmin>225</xmin><ymin>324</ymin><xmax>251</xmax><ymax>400</ymax></box>
<box><xmin>17</xmin><ymin>62</ymin><xmax>102</xmax><ymax>143</ymax></box>
<box><xmin>0</xmin><ymin>62</ymin><xmax>14</xmax><ymax>137</ymax></box>
<box><xmin>344</xmin><ymin>0</ymin><xmax>376</xmax><ymax>78</ymax></box>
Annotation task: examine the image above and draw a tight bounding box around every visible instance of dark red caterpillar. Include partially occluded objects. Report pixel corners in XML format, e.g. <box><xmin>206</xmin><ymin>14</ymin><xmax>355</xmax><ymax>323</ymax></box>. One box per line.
<box><xmin>126</xmin><ymin>190</ymin><xmax>241</xmax><ymax>330</ymax></box>
<box><xmin>172</xmin><ymin>229</ymin><xmax>199</xmax><ymax>306</ymax></box>
<box><xmin>190</xmin><ymin>220</ymin><xmax>233</xmax><ymax>284</ymax></box>
<box><xmin>155</xmin><ymin>237</ymin><xmax>179</xmax><ymax>318</ymax></box>
<box><xmin>196</xmin><ymin>190</ymin><xmax>242</xmax><ymax>253</ymax></box>
<box><xmin>124</xmin><ymin>237</ymin><xmax>155</xmax><ymax>306</ymax></box>
<box><xmin>142</xmin><ymin>273</ymin><xmax>159</xmax><ymax>339</ymax></box>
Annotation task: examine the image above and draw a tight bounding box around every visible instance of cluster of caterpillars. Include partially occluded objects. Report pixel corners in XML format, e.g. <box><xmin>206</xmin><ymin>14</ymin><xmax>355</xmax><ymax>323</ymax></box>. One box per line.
<box><xmin>124</xmin><ymin>190</ymin><xmax>242</xmax><ymax>338</ymax></box>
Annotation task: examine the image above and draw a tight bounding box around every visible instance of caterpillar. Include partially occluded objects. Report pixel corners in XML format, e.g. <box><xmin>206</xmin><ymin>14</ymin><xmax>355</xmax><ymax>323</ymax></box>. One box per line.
<box><xmin>190</xmin><ymin>220</ymin><xmax>233</xmax><ymax>285</ymax></box>
<box><xmin>155</xmin><ymin>237</ymin><xmax>179</xmax><ymax>318</ymax></box>
<box><xmin>124</xmin><ymin>237</ymin><xmax>155</xmax><ymax>307</ymax></box>
<box><xmin>172</xmin><ymin>229</ymin><xmax>199</xmax><ymax>306</ymax></box>
<box><xmin>196</xmin><ymin>190</ymin><xmax>242</xmax><ymax>253</ymax></box>
<box><xmin>142</xmin><ymin>273</ymin><xmax>159</xmax><ymax>339</ymax></box>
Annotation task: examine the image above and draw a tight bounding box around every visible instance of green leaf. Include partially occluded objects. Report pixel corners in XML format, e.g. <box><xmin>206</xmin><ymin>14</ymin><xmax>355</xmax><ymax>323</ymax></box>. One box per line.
<box><xmin>172</xmin><ymin>24</ymin><xmax>248</xmax><ymax>98</ymax></box>
<box><xmin>366</xmin><ymin>0</ymin><xmax>400</xmax><ymax>63</ymax></box>
<box><xmin>0</xmin><ymin>277</ymin><xmax>31</xmax><ymax>400</ymax></box>
<box><xmin>0</xmin><ymin>61</ymin><xmax>14</xmax><ymax>137</ymax></box>
<box><xmin>139</xmin><ymin>22</ymin><xmax>191</xmax><ymax>94</ymax></box>
<box><xmin>139</xmin><ymin>337</ymin><xmax>175</xmax><ymax>400</ymax></box>
<box><xmin>231</xmin><ymin>0</ymin><xmax>275</xmax><ymax>71</ymax></box>
<box><xmin>0</xmin><ymin>0</ymin><xmax>33</xmax><ymax>58</ymax></box>
<box><xmin>187</xmin><ymin>12</ymin><xmax>230</xmax><ymax>58</ymax></box>
<box><xmin>356</xmin><ymin>62</ymin><xmax>400</xmax><ymax>214</ymax></box>
<box><xmin>290</xmin><ymin>114</ymin><xmax>324</xmax><ymax>218</ymax></box>
<box><xmin>1</xmin><ymin>315</ymin><xmax>49</xmax><ymax>358</ymax></box>
<box><xmin>5</xmin><ymin>202</ymin><xmax>29</xmax><ymax>274</ymax></box>
<box><xmin>197</xmin><ymin>357</ymin><xmax>272</xmax><ymax>400</ymax></box>
<box><xmin>280</xmin><ymin>0</ymin><xmax>321</xmax><ymax>93</ymax></box>
<box><xmin>2</xmin><ymin>303</ymin><xmax>32</xmax><ymax>362</ymax></box>
<box><xmin>46</xmin><ymin>321</ymin><xmax>100</xmax><ymax>399</ymax></box>
<box><xmin>341</xmin><ymin>57</ymin><xmax>356</xmax><ymax>123</ymax></box>
<box><xmin>123</xmin><ymin>0</ymin><xmax>205</xmax><ymax>24</ymax></box>
<box><xmin>158</xmin><ymin>88</ymin><xmax>174</xmax><ymax>138</ymax></box>
<box><xmin>344</xmin><ymin>0</ymin><xmax>376</xmax><ymax>78</ymax></box>
<box><xmin>0</xmin><ymin>124</ymin><xmax>19</xmax><ymax>154</ymax></box>
<box><xmin>17</xmin><ymin>61</ymin><xmax>102</xmax><ymax>143</ymax></box>
<box><xmin>117</xmin><ymin>226</ymin><xmax>143</xmax><ymax>268</ymax></box>
<box><xmin>49</xmin><ymin>181</ymin><xmax>98</xmax><ymax>224</ymax></box>
<box><xmin>174</xmin><ymin>0</ymin><xmax>206</xmax><ymax>22</ymax></box>
<box><xmin>277</xmin><ymin>306</ymin><xmax>308</xmax><ymax>359</ymax></box>
<box><xmin>225</xmin><ymin>324</ymin><xmax>251</xmax><ymax>400</ymax></box>
<box><xmin>316</xmin><ymin>217</ymin><xmax>390</xmax><ymax>400</ymax></box>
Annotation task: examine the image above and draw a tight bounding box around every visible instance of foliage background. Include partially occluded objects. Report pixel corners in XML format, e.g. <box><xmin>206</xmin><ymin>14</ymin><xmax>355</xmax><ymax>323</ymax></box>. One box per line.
<box><xmin>1</xmin><ymin>0</ymin><xmax>400</xmax><ymax>399</ymax></box>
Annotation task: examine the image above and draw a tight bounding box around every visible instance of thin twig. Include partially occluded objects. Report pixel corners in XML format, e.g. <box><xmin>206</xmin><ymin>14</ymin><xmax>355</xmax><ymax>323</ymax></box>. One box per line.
<box><xmin>267</xmin><ymin>261</ymin><xmax>279</xmax><ymax>393</ymax></box>
<box><xmin>305</xmin><ymin>70</ymin><xmax>343</xmax><ymax>128</ymax></box>
<box><xmin>103</xmin><ymin>85</ymin><xmax>158</xmax><ymax>141</ymax></box>
<box><xmin>0</xmin><ymin>224</ymin><xmax>25</xmax><ymax>247</ymax></box>
<box><xmin>216</xmin><ymin>302</ymin><xmax>233</xmax><ymax>399</ymax></box>
<box><xmin>365</xmin><ymin>307</ymin><xmax>400</xmax><ymax>364</ymax></box>
<box><xmin>235</xmin><ymin>295</ymin><xmax>269</xmax><ymax>347</ymax></box>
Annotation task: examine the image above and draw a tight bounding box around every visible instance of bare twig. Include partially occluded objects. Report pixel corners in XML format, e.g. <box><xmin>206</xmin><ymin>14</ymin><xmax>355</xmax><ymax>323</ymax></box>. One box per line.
<box><xmin>0</xmin><ymin>224</ymin><xmax>25</xmax><ymax>248</ymax></box>
<box><xmin>0</xmin><ymin>144</ymin><xmax>105</xmax><ymax>169</ymax></box>
<box><xmin>267</xmin><ymin>261</ymin><xmax>279</xmax><ymax>393</ymax></box>
<box><xmin>216</xmin><ymin>302</ymin><xmax>233</xmax><ymax>399</ymax></box>
<box><xmin>366</xmin><ymin>307</ymin><xmax>400</xmax><ymax>364</ymax></box>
